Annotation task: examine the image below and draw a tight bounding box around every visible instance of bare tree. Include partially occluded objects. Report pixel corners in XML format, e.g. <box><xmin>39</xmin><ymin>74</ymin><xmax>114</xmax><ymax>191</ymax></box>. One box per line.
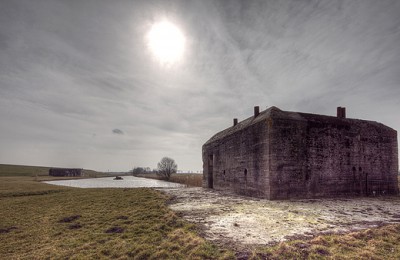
<box><xmin>157</xmin><ymin>157</ymin><xmax>177</xmax><ymax>180</ymax></box>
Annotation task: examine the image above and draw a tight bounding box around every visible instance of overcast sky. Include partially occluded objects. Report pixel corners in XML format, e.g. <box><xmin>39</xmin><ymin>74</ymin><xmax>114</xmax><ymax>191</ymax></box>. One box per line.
<box><xmin>0</xmin><ymin>0</ymin><xmax>399</xmax><ymax>172</ymax></box>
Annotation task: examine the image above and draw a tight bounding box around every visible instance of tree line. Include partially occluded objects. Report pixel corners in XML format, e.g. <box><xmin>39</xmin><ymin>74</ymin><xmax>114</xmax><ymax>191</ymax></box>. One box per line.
<box><xmin>132</xmin><ymin>157</ymin><xmax>177</xmax><ymax>180</ymax></box>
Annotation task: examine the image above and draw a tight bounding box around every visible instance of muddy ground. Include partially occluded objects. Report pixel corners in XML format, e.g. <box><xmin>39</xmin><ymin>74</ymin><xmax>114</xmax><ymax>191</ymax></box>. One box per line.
<box><xmin>159</xmin><ymin>187</ymin><xmax>400</xmax><ymax>251</ymax></box>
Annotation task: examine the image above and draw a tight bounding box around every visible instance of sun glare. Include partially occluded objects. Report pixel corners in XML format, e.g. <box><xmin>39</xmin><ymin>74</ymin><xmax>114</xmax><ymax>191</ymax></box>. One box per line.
<box><xmin>147</xmin><ymin>21</ymin><xmax>185</xmax><ymax>65</ymax></box>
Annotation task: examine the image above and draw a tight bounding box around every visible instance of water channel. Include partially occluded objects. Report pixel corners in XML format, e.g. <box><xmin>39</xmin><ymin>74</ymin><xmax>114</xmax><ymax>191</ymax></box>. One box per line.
<box><xmin>44</xmin><ymin>176</ymin><xmax>185</xmax><ymax>188</ymax></box>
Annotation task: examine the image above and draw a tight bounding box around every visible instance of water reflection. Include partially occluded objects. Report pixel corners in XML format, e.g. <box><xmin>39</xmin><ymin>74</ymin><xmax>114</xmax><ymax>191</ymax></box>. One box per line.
<box><xmin>44</xmin><ymin>176</ymin><xmax>185</xmax><ymax>188</ymax></box>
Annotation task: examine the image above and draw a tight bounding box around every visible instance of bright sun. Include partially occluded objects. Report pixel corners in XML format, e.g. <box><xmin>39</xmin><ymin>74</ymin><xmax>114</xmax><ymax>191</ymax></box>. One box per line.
<box><xmin>147</xmin><ymin>21</ymin><xmax>185</xmax><ymax>65</ymax></box>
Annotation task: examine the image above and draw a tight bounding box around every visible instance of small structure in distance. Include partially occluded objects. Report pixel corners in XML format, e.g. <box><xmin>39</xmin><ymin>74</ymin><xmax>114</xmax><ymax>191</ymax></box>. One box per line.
<box><xmin>49</xmin><ymin>168</ymin><xmax>82</xmax><ymax>177</ymax></box>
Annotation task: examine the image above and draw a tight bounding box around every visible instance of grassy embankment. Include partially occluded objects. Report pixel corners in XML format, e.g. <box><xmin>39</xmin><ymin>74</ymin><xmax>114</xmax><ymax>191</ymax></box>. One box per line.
<box><xmin>134</xmin><ymin>173</ymin><xmax>203</xmax><ymax>187</ymax></box>
<box><xmin>0</xmin><ymin>163</ymin><xmax>108</xmax><ymax>179</ymax></box>
<box><xmin>0</xmin><ymin>164</ymin><xmax>110</xmax><ymax>197</ymax></box>
<box><xmin>0</xmin><ymin>164</ymin><xmax>233</xmax><ymax>259</ymax></box>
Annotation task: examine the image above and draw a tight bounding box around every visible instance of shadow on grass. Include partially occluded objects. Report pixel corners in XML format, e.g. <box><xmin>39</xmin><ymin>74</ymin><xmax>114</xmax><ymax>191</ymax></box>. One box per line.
<box><xmin>58</xmin><ymin>215</ymin><xmax>81</xmax><ymax>223</ymax></box>
<box><xmin>105</xmin><ymin>226</ymin><xmax>124</xmax><ymax>233</ymax></box>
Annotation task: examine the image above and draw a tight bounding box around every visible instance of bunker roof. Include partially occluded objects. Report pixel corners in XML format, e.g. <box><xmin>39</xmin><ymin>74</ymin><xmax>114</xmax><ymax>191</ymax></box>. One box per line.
<box><xmin>204</xmin><ymin>106</ymin><xmax>395</xmax><ymax>146</ymax></box>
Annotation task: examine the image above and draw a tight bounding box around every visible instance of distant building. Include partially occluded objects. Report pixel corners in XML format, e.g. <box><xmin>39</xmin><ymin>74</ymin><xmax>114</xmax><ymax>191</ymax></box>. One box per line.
<box><xmin>202</xmin><ymin>106</ymin><xmax>398</xmax><ymax>199</ymax></box>
<box><xmin>49</xmin><ymin>168</ymin><xmax>82</xmax><ymax>177</ymax></box>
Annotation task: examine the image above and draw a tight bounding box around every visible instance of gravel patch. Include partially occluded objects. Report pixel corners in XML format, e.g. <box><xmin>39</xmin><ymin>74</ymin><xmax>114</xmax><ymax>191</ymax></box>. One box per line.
<box><xmin>160</xmin><ymin>187</ymin><xmax>400</xmax><ymax>250</ymax></box>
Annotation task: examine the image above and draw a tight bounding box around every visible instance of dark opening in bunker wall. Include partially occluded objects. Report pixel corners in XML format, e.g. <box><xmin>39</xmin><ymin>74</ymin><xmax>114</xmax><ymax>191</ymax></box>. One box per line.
<box><xmin>208</xmin><ymin>154</ymin><xmax>214</xmax><ymax>188</ymax></box>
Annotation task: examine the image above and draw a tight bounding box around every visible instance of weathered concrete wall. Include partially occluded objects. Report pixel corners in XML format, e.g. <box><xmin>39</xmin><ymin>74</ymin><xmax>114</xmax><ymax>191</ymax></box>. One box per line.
<box><xmin>202</xmin><ymin>120</ymin><xmax>271</xmax><ymax>198</ymax></box>
<box><xmin>203</xmin><ymin>107</ymin><xmax>398</xmax><ymax>200</ymax></box>
<box><xmin>269</xmin><ymin>114</ymin><xmax>398</xmax><ymax>199</ymax></box>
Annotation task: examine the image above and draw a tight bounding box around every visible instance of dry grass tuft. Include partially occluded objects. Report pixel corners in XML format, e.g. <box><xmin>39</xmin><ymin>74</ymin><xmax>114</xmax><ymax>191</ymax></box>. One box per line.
<box><xmin>310</xmin><ymin>235</ymin><xmax>329</xmax><ymax>246</ymax></box>
<box><xmin>135</xmin><ymin>173</ymin><xmax>203</xmax><ymax>187</ymax></box>
<box><xmin>257</xmin><ymin>224</ymin><xmax>400</xmax><ymax>259</ymax></box>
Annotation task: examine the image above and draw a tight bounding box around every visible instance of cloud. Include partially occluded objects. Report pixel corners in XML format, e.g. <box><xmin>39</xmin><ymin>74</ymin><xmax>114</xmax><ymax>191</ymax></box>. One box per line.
<box><xmin>112</xmin><ymin>129</ymin><xmax>124</xmax><ymax>135</ymax></box>
<box><xmin>0</xmin><ymin>0</ymin><xmax>399</xmax><ymax>171</ymax></box>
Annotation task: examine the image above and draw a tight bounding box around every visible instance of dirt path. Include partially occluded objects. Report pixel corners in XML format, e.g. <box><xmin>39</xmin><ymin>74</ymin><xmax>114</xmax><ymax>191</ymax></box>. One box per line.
<box><xmin>160</xmin><ymin>187</ymin><xmax>400</xmax><ymax>251</ymax></box>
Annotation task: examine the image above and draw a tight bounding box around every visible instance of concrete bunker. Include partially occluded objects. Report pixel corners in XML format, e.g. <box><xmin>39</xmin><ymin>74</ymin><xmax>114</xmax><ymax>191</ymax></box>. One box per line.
<box><xmin>49</xmin><ymin>168</ymin><xmax>82</xmax><ymax>177</ymax></box>
<box><xmin>202</xmin><ymin>106</ymin><xmax>398</xmax><ymax>200</ymax></box>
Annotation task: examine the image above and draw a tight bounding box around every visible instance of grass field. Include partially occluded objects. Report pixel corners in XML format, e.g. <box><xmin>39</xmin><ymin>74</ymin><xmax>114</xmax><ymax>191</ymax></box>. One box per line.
<box><xmin>0</xmin><ymin>165</ymin><xmax>233</xmax><ymax>259</ymax></box>
<box><xmin>1</xmin><ymin>165</ymin><xmax>400</xmax><ymax>259</ymax></box>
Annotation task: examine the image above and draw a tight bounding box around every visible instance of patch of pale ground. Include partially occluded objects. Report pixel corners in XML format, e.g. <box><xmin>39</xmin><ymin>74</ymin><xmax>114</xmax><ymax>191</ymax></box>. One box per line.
<box><xmin>159</xmin><ymin>187</ymin><xmax>400</xmax><ymax>250</ymax></box>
